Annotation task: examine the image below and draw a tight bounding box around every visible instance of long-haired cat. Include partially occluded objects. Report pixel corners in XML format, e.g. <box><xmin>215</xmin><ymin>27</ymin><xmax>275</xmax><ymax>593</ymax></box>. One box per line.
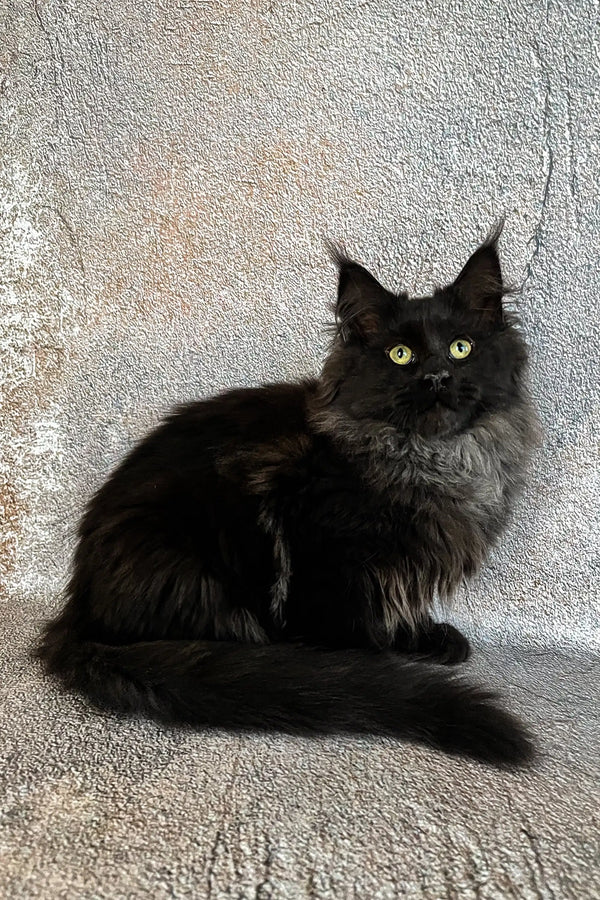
<box><xmin>36</xmin><ymin>231</ymin><xmax>539</xmax><ymax>766</ymax></box>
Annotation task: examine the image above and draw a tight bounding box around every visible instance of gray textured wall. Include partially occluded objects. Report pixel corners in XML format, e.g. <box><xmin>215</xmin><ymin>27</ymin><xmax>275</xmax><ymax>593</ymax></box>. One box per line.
<box><xmin>2</xmin><ymin>0</ymin><xmax>598</xmax><ymax>648</ymax></box>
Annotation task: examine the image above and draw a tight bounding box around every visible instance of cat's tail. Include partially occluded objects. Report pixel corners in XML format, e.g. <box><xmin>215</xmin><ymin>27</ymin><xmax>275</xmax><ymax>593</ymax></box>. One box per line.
<box><xmin>36</xmin><ymin>626</ymin><xmax>535</xmax><ymax>768</ymax></box>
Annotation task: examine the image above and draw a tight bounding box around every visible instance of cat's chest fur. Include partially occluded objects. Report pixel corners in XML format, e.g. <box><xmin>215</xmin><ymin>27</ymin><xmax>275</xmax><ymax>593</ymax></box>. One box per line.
<box><xmin>316</xmin><ymin>407</ymin><xmax>517</xmax><ymax>522</ymax></box>
<box><xmin>301</xmin><ymin>406</ymin><xmax>531</xmax><ymax>613</ymax></box>
<box><xmin>361</xmin><ymin>436</ymin><xmax>504</xmax><ymax>607</ymax></box>
<box><xmin>256</xmin><ymin>399</ymin><xmax>534</xmax><ymax>638</ymax></box>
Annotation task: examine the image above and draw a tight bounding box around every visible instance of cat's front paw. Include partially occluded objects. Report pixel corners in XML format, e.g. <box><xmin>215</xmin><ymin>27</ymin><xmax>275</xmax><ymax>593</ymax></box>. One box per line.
<box><xmin>418</xmin><ymin>622</ymin><xmax>471</xmax><ymax>665</ymax></box>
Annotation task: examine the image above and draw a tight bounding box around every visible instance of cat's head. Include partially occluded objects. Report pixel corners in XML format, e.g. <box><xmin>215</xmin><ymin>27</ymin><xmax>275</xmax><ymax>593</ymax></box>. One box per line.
<box><xmin>319</xmin><ymin>233</ymin><xmax>529</xmax><ymax>439</ymax></box>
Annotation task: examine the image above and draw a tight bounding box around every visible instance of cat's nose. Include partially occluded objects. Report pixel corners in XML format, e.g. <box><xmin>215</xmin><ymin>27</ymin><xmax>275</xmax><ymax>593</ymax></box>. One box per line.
<box><xmin>423</xmin><ymin>371</ymin><xmax>451</xmax><ymax>391</ymax></box>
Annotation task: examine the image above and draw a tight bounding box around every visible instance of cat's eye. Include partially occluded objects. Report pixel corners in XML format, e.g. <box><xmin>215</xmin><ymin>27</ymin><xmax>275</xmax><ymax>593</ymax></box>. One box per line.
<box><xmin>449</xmin><ymin>338</ymin><xmax>473</xmax><ymax>360</ymax></box>
<box><xmin>388</xmin><ymin>344</ymin><xmax>414</xmax><ymax>366</ymax></box>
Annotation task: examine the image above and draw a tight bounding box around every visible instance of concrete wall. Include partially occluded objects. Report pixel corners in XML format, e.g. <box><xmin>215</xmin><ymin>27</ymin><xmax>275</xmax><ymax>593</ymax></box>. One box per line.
<box><xmin>2</xmin><ymin>0</ymin><xmax>598</xmax><ymax>648</ymax></box>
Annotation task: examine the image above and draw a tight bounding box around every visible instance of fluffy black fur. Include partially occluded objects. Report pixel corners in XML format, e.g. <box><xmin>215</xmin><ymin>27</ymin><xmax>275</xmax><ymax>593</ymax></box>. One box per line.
<box><xmin>37</xmin><ymin>233</ymin><xmax>539</xmax><ymax>766</ymax></box>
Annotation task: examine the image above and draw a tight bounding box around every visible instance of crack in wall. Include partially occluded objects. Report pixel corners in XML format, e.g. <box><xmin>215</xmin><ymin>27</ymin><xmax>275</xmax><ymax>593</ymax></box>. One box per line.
<box><xmin>290</xmin><ymin>0</ymin><xmax>373</xmax><ymax>36</ymax></box>
<box><xmin>41</xmin><ymin>204</ymin><xmax>90</xmax><ymax>304</ymax></box>
<box><xmin>32</xmin><ymin>0</ymin><xmax>78</xmax><ymax>143</ymax></box>
<box><xmin>562</xmin><ymin>53</ymin><xmax>582</xmax><ymax>228</ymax></box>
<box><xmin>521</xmin><ymin>825</ymin><xmax>557</xmax><ymax>900</ymax></box>
<box><xmin>523</xmin><ymin>38</ymin><xmax>554</xmax><ymax>294</ymax></box>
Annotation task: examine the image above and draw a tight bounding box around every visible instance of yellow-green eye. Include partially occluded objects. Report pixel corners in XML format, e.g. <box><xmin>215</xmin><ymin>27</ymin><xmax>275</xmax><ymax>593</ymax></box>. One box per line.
<box><xmin>449</xmin><ymin>338</ymin><xmax>472</xmax><ymax>360</ymax></box>
<box><xmin>388</xmin><ymin>344</ymin><xmax>414</xmax><ymax>366</ymax></box>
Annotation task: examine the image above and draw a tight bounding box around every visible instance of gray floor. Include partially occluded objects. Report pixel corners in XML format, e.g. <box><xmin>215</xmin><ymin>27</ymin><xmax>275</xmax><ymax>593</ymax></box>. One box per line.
<box><xmin>2</xmin><ymin>599</ymin><xmax>598</xmax><ymax>899</ymax></box>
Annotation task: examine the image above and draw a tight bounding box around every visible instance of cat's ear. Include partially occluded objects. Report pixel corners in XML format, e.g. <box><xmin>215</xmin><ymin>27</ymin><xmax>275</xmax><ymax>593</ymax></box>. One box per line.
<box><xmin>327</xmin><ymin>243</ymin><xmax>395</xmax><ymax>342</ymax></box>
<box><xmin>452</xmin><ymin>231</ymin><xmax>504</xmax><ymax>324</ymax></box>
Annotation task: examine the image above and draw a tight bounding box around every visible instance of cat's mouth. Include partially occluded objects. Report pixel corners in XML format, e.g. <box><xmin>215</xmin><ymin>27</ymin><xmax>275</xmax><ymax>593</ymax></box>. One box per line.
<box><xmin>390</xmin><ymin>390</ymin><xmax>471</xmax><ymax>438</ymax></box>
<box><xmin>416</xmin><ymin>396</ymin><xmax>463</xmax><ymax>438</ymax></box>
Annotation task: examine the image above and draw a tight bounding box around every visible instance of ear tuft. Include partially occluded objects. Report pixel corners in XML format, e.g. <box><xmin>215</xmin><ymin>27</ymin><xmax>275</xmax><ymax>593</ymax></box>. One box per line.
<box><xmin>325</xmin><ymin>240</ymin><xmax>394</xmax><ymax>342</ymax></box>
<box><xmin>453</xmin><ymin>224</ymin><xmax>505</xmax><ymax>324</ymax></box>
<box><xmin>324</xmin><ymin>238</ymin><xmax>352</xmax><ymax>270</ymax></box>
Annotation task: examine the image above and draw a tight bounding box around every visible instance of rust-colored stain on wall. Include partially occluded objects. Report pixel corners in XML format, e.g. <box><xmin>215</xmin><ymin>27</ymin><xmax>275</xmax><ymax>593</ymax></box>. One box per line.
<box><xmin>0</xmin><ymin>481</ymin><xmax>22</xmax><ymax>589</ymax></box>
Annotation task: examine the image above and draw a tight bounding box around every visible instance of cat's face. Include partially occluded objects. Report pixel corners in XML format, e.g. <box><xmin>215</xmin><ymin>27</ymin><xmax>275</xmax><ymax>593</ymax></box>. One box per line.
<box><xmin>322</xmin><ymin>237</ymin><xmax>528</xmax><ymax>439</ymax></box>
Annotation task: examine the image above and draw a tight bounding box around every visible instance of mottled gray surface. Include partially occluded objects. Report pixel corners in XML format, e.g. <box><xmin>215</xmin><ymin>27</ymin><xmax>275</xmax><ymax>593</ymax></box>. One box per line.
<box><xmin>2</xmin><ymin>611</ymin><xmax>599</xmax><ymax>899</ymax></box>
<box><xmin>1</xmin><ymin>0</ymin><xmax>599</xmax><ymax>897</ymax></box>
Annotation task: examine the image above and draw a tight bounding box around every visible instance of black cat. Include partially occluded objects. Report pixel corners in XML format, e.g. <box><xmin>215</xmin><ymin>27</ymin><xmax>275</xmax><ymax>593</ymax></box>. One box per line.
<box><xmin>37</xmin><ymin>231</ymin><xmax>539</xmax><ymax>766</ymax></box>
